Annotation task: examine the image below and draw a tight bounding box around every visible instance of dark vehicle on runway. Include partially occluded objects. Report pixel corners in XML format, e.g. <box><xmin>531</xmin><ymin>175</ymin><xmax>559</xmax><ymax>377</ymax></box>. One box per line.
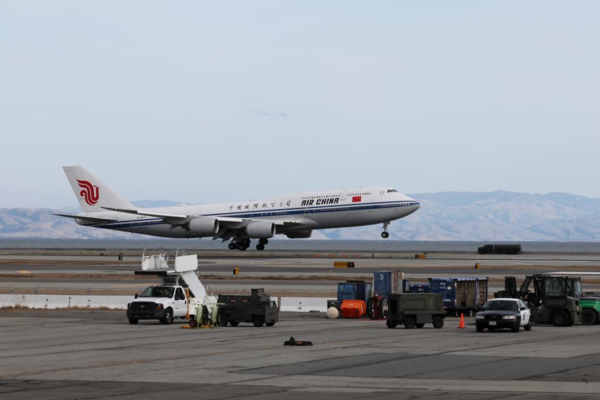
<box><xmin>495</xmin><ymin>275</ymin><xmax>582</xmax><ymax>327</ymax></box>
<box><xmin>385</xmin><ymin>293</ymin><xmax>445</xmax><ymax>329</ymax></box>
<box><xmin>217</xmin><ymin>288</ymin><xmax>279</xmax><ymax>327</ymax></box>
<box><xmin>478</xmin><ymin>244</ymin><xmax>521</xmax><ymax>255</ymax></box>
<box><xmin>475</xmin><ymin>298</ymin><xmax>532</xmax><ymax>332</ymax></box>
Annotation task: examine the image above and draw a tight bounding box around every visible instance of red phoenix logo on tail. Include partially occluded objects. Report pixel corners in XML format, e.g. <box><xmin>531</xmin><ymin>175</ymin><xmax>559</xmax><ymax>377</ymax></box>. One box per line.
<box><xmin>77</xmin><ymin>180</ymin><xmax>100</xmax><ymax>205</ymax></box>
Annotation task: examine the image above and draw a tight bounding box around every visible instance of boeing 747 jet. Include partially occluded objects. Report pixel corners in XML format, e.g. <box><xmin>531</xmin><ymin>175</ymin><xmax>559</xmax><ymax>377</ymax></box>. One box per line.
<box><xmin>55</xmin><ymin>166</ymin><xmax>420</xmax><ymax>251</ymax></box>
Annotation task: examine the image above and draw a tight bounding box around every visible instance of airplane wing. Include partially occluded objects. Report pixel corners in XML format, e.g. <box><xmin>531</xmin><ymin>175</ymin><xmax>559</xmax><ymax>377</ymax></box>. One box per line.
<box><xmin>102</xmin><ymin>207</ymin><xmax>303</xmax><ymax>241</ymax></box>
<box><xmin>102</xmin><ymin>207</ymin><xmax>300</xmax><ymax>225</ymax></box>
<box><xmin>53</xmin><ymin>214</ymin><xmax>118</xmax><ymax>223</ymax></box>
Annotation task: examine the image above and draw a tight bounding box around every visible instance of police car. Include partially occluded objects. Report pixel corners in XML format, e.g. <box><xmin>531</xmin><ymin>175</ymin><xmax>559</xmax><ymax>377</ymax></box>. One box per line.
<box><xmin>475</xmin><ymin>298</ymin><xmax>532</xmax><ymax>333</ymax></box>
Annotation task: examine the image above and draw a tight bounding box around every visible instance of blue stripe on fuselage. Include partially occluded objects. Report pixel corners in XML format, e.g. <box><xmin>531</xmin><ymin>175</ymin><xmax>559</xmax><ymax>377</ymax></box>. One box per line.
<box><xmin>99</xmin><ymin>200</ymin><xmax>420</xmax><ymax>229</ymax></box>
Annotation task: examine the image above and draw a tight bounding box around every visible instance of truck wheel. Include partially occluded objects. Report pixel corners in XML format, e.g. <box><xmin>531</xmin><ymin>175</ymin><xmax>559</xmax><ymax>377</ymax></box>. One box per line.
<box><xmin>220</xmin><ymin>317</ymin><xmax>229</xmax><ymax>327</ymax></box>
<box><xmin>403</xmin><ymin>317</ymin><xmax>416</xmax><ymax>329</ymax></box>
<box><xmin>266</xmin><ymin>322</ymin><xmax>275</xmax><ymax>327</ymax></box>
<box><xmin>229</xmin><ymin>321</ymin><xmax>239</xmax><ymax>327</ymax></box>
<box><xmin>582</xmin><ymin>309</ymin><xmax>598</xmax><ymax>325</ymax></box>
<box><xmin>160</xmin><ymin>308</ymin><xmax>174</xmax><ymax>325</ymax></box>
<box><xmin>551</xmin><ymin>310</ymin><xmax>569</xmax><ymax>327</ymax></box>
<box><xmin>189</xmin><ymin>319</ymin><xmax>197</xmax><ymax>328</ymax></box>
<box><xmin>476</xmin><ymin>324</ymin><xmax>484</xmax><ymax>332</ymax></box>
<box><xmin>253</xmin><ymin>316</ymin><xmax>265</xmax><ymax>327</ymax></box>
<box><xmin>524</xmin><ymin>321</ymin><xmax>532</xmax><ymax>331</ymax></box>
<box><xmin>386</xmin><ymin>320</ymin><xmax>398</xmax><ymax>329</ymax></box>
<box><xmin>416</xmin><ymin>323</ymin><xmax>425</xmax><ymax>329</ymax></box>
<box><xmin>432</xmin><ymin>317</ymin><xmax>444</xmax><ymax>329</ymax></box>
<box><xmin>511</xmin><ymin>322</ymin><xmax>520</xmax><ymax>332</ymax></box>
<box><xmin>128</xmin><ymin>318</ymin><xmax>139</xmax><ymax>325</ymax></box>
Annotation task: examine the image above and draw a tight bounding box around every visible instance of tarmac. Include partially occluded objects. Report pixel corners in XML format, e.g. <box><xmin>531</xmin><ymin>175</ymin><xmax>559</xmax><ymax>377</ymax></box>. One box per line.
<box><xmin>1</xmin><ymin>309</ymin><xmax>600</xmax><ymax>399</ymax></box>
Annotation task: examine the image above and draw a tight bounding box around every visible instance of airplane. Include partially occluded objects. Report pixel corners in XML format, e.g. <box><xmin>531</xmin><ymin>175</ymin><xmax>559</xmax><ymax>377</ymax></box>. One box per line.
<box><xmin>55</xmin><ymin>166</ymin><xmax>420</xmax><ymax>251</ymax></box>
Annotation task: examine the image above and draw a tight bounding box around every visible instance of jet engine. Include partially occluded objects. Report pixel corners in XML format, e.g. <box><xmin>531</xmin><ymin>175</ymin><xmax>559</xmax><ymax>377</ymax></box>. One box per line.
<box><xmin>246</xmin><ymin>221</ymin><xmax>276</xmax><ymax>238</ymax></box>
<box><xmin>284</xmin><ymin>230</ymin><xmax>312</xmax><ymax>239</ymax></box>
<box><xmin>187</xmin><ymin>218</ymin><xmax>219</xmax><ymax>237</ymax></box>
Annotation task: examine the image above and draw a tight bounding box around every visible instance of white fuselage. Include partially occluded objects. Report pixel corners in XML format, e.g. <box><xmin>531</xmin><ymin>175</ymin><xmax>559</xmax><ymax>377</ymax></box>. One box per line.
<box><xmin>82</xmin><ymin>187</ymin><xmax>420</xmax><ymax>238</ymax></box>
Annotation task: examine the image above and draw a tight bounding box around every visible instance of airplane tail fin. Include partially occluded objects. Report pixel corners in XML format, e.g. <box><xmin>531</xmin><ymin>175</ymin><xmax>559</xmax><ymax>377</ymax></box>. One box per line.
<box><xmin>63</xmin><ymin>166</ymin><xmax>136</xmax><ymax>213</ymax></box>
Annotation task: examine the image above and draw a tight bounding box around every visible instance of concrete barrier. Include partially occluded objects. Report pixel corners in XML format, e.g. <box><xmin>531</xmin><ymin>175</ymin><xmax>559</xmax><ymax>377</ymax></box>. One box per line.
<box><xmin>0</xmin><ymin>295</ymin><xmax>331</xmax><ymax>312</ymax></box>
<box><xmin>280</xmin><ymin>297</ymin><xmax>334</xmax><ymax>313</ymax></box>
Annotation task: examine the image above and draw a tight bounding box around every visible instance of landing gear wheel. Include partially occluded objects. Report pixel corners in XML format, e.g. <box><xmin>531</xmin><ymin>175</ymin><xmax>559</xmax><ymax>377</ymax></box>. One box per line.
<box><xmin>416</xmin><ymin>323</ymin><xmax>425</xmax><ymax>329</ymax></box>
<box><xmin>432</xmin><ymin>317</ymin><xmax>444</xmax><ymax>329</ymax></box>
<box><xmin>386</xmin><ymin>320</ymin><xmax>398</xmax><ymax>329</ymax></box>
<box><xmin>403</xmin><ymin>317</ymin><xmax>416</xmax><ymax>329</ymax></box>
<box><xmin>160</xmin><ymin>308</ymin><xmax>174</xmax><ymax>325</ymax></box>
<box><xmin>242</xmin><ymin>238</ymin><xmax>250</xmax><ymax>246</ymax></box>
<box><xmin>256</xmin><ymin>244</ymin><xmax>265</xmax><ymax>251</ymax></box>
<box><xmin>237</xmin><ymin>243</ymin><xmax>247</xmax><ymax>251</ymax></box>
<box><xmin>381</xmin><ymin>232</ymin><xmax>389</xmax><ymax>239</ymax></box>
<box><xmin>259</xmin><ymin>238</ymin><xmax>269</xmax><ymax>245</ymax></box>
<box><xmin>128</xmin><ymin>318</ymin><xmax>139</xmax><ymax>325</ymax></box>
<box><xmin>551</xmin><ymin>310</ymin><xmax>569</xmax><ymax>327</ymax></box>
<box><xmin>228</xmin><ymin>242</ymin><xmax>236</xmax><ymax>250</ymax></box>
<box><xmin>582</xmin><ymin>309</ymin><xmax>598</xmax><ymax>325</ymax></box>
<box><xmin>252</xmin><ymin>316</ymin><xmax>265</xmax><ymax>327</ymax></box>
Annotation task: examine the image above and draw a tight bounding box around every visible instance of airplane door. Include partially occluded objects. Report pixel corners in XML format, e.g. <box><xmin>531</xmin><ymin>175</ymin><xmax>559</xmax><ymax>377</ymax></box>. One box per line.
<box><xmin>341</xmin><ymin>189</ymin><xmax>347</xmax><ymax>201</ymax></box>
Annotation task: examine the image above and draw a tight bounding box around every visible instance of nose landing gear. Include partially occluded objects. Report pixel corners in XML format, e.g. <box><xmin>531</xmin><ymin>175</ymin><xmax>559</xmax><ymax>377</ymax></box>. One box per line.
<box><xmin>381</xmin><ymin>222</ymin><xmax>390</xmax><ymax>239</ymax></box>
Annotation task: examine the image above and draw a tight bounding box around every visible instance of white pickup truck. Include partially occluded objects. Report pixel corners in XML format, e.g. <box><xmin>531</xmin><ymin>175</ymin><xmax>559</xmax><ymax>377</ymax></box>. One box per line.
<box><xmin>126</xmin><ymin>251</ymin><xmax>211</xmax><ymax>325</ymax></box>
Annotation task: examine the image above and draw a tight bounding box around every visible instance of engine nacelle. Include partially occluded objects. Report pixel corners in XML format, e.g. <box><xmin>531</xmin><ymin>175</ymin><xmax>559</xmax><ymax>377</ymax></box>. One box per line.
<box><xmin>284</xmin><ymin>230</ymin><xmax>312</xmax><ymax>239</ymax></box>
<box><xmin>187</xmin><ymin>218</ymin><xmax>219</xmax><ymax>237</ymax></box>
<box><xmin>246</xmin><ymin>221</ymin><xmax>276</xmax><ymax>239</ymax></box>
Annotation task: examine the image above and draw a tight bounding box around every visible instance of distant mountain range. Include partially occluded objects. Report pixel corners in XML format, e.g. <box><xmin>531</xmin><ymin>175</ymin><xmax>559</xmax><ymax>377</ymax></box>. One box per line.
<box><xmin>1</xmin><ymin>192</ymin><xmax>600</xmax><ymax>241</ymax></box>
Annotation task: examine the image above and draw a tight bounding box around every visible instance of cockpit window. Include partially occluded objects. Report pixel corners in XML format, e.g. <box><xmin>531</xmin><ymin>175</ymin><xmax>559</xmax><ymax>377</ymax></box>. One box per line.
<box><xmin>387</xmin><ymin>189</ymin><xmax>398</xmax><ymax>193</ymax></box>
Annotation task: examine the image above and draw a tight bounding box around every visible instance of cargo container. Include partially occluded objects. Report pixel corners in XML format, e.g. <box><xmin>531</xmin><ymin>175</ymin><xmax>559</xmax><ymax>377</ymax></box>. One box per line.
<box><xmin>337</xmin><ymin>281</ymin><xmax>372</xmax><ymax>304</ymax></box>
<box><xmin>428</xmin><ymin>277</ymin><xmax>489</xmax><ymax>316</ymax></box>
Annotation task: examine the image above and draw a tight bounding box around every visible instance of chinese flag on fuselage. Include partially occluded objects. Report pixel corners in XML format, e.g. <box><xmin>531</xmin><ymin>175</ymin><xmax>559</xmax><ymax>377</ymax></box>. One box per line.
<box><xmin>352</xmin><ymin>196</ymin><xmax>362</xmax><ymax>203</ymax></box>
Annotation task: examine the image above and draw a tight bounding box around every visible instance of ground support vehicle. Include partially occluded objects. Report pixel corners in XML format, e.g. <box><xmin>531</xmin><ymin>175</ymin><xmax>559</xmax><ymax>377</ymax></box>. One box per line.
<box><xmin>495</xmin><ymin>275</ymin><xmax>582</xmax><ymax>327</ymax></box>
<box><xmin>580</xmin><ymin>297</ymin><xmax>600</xmax><ymax>325</ymax></box>
<box><xmin>385</xmin><ymin>293</ymin><xmax>445</xmax><ymax>329</ymax></box>
<box><xmin>477</xmin><ymin>244</ymin><xmax>522</xmax><ymax>255</ymax></box>
<box><xmin>428</xmin><ymin>277</ymin><xmax>488</xmax><ymax>316</ymax></box>
<box><xmin>475</xmin><ymin>298</ymin><xmax>532</xmax><ymax>333</ymax></box>
<box><xmin>127</xmin><ymin>250</ymin><xmax>213</xmax><ymax>325</ymax></box>
<box><xmin>218</xmin><ymin>289</ymin><xmax>279</xmax><ymax>327</ymax></box>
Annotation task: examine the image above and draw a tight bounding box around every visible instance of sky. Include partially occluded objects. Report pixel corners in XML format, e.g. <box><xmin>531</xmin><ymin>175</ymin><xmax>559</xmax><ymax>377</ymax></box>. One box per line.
<box><xmin>1</xmin><ymin>1</ymin><xmax>599</xmax><ymax>208</ymax></box>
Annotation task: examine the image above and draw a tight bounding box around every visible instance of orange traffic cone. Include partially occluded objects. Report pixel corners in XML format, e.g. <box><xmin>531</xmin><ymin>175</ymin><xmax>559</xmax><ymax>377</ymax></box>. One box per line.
<box><xmin>457</xmin><ymin>313</ymin><xmax>466</xmax><ymax>329</ymax></box>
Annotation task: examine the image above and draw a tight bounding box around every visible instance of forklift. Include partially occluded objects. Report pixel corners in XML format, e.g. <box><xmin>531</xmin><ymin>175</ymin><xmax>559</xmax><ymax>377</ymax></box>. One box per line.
<box><xmin>495</xmin><ymin>275</ymin><xmax>582</xmax><ymax>327</ymax></box>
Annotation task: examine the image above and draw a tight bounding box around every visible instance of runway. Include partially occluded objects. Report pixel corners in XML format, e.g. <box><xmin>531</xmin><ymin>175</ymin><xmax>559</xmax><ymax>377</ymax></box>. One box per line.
<box><xmin>2</xmin><ymin>250</ymin><xmax>600</xmax><ymax>295</ymax></box>
<box><xmin>1</xmin><ymin>309</ymin><xmax>600</xmax><ymax>399</ymax></box>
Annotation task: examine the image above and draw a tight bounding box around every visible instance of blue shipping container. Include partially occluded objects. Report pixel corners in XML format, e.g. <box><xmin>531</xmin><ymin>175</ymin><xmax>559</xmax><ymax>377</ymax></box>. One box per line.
<box><xmin>337</xmin><ymin>281</ymin><xmax>371</xmax><ymax>303</ymax></box>
<box><xmin>428</xmin><ymin>277</ymin><xmax>488</xmax><ymax>311</ymax></box>
<box><xmin>373</xmin><ymin>271</ymin><xmax>392</xmax><ymax>298</ymax></box>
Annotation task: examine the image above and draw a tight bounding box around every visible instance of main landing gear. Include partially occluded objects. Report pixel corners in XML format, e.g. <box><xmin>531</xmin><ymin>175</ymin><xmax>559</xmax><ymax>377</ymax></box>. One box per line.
<box><xmin>256</xmin><ymin>238</ymin><xmax>268</xmax><ymax>251</ymax></box>
<box><xmin>228</xmin><ymin>238</ymin><xmax>269</xmax><ymax>251</ymax></box>
<box><xmin>229</xmin><ymin>238</ymin><xmax>251</xmax><ymax>251</ymax></box>
<box><xmin>381</xmin><ymin>222</ymin><xmax>390</xmax><ymax>239</ymax></box>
